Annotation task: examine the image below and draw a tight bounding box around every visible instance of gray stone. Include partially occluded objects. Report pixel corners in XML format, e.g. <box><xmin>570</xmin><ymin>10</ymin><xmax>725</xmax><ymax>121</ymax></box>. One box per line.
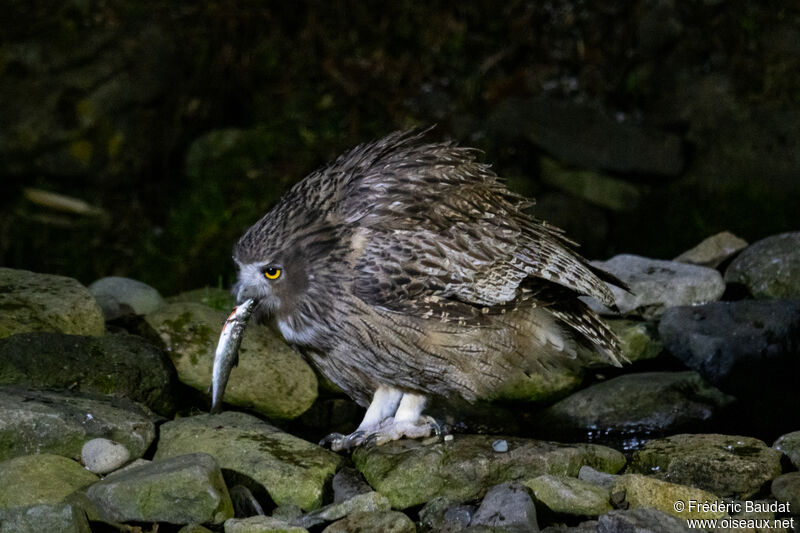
<box><xmin>0</xmin><ymin>331</ymin><xmax>179</xmax><ymax>416</ymax></box>
<box><xmin>225</xmin><ymin>516</ymin><xmax>309</xmax><ymax>532</ymax></box>
<box><xmin>0</xmin><ymin>454</ymin><xmax>98</xmax><ymax>509</ymax></box>
<box><xmin>597</xmin><ymin>508</ymin><xmax>691</xmax><ymax>533</ymax></box>
<box><xmin>535</xmin><ymin>372</ymin><xmax>733</xmax><ymax>447</ymax></box>
<box><xmin>168</xmin><ymin>287</ymin><xmax>236</xmax><ymax>311</ymax></box>
<box><xmin>144</xmin><ymin>302</ymin><xmax>317</xmax><ymax>419</ymax></box>
<box><xmin>293</xmin><ymin>491</ymin><xmax>390</xmax><ymax>529</ymax></box>
<box><xmin>332</xmin><ymin>467</ymin><xmax>372</xmax><ymax>504</ymax></box>
<box><xmin>610</xmin><ymin>474</ymin><xmax>723</xmax><ymax>519</ymax></box>
<box><xmin>89</xmin><ymin>276</ymin><xmax>165</xmax><ymax>320</ymax></box>
<box><xmin>178</xmin><ymin>525</ymin><xmax>215</xmax><ymax>533</ymax></box>
<box><xmin>493</xmin><ymin>440</ymin><xmax>509</xmax><ymax>453</ymax></box>
<box><xmin>539</xmin><ymin>157</ymin><xmax>641</xmax><ymax>211</ymax></box>
<box><xmin>773</xmin><ymin>431</ymin><xmax>800</xmax><ymax>469</ymax></box>
<box><xmin>541</xmin><ymin>521</ymin><xmax>599</xmax><ymax>533</ymax></box>
<box><xmin>629</xmin><ymin>434</ymin><xmax>783</xmax><ymax>499</ymax></box>
<box><xmin>419</xmin><ymin>497</ymin><xmax>475</xmax><ymax>533</ymax></box>
<box><xmin>0</xmin><ymin>267</ymin><xmax>104</xmax><ymax>339</ymax></box>
<box><xmin>81</xmin><ymin>438</ymin><xmax>130</xmax><ymax>474</ymax></box>
<box><xmin>523</xmin><ymin>475</ymin><xmax>612</xmax><ymax>516</ymax></box>
<box><xmin>155</xmin><ymin>411</ymin><xmax>344</xmax><ymax>511</ymax></box>
<box><xmin>86</xmin><ymin>452</ymin><xmax>234</xmax><ymax>525</ymax></box>
<box><xmin>658</xmin><ymin>300</ymin><xmax>800</xmax><ymax>431</ymax></box>
<box><xmin>229</xmin><ymin>484</ymin><xmax>265</xmax><ymax>517</ymax></box>
<box><xmin>725</xmin><ymin>232</ymin><xmax>800</xmax><ymax>299</ymax></box>
<box><xmin>606</xmin><ymin>319</ymin><xmax>663</xmax><ymax>362</ymax></box>
<box><xmin>470</xmin><ymin>482</ymin><xmax>538</xmax><ymax>531</ymax></box>
<box><xmin>578</xmin><ymin>466</ymin><xmax>619</xmax><ymax>490</ymax></box>
<box><xmin>353</xmin><ymin>434</ymin><xmax>626</xmax><ymax>509</ymax></box>
<box><xmin>674</xmin><ymin>231</ymin><xmax>748</xmax><ymax>268</ymax></box>
<box><xmin>770</xmin><ymin>472</ymin><xmax>800</xmax><ymax>512</ymax></box>
<box><xmin>0</xmin><ymin>387</ymin><xmax>156</xmax><ymax>463</ymax></box>
<box><xmin>0</xmin><ymin>503</ymin><xmax>91</xmax><ymax>533</ymax></box>
<box><xmin>584</xmin><ymin>255</ymin><xmax>725</xmax><ymax>318</ymax></box>
<box><xmin>322</xmin><ymin>511</ymin><xmax>416</xmax><ymax>533</ymax></box>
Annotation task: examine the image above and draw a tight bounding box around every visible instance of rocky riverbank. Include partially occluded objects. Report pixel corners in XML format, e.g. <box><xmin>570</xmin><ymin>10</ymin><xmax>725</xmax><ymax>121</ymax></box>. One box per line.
<box><xmin>0</xmin><ymin>230</ymin><xmax>798</xmax><ymax>532</ymax></box>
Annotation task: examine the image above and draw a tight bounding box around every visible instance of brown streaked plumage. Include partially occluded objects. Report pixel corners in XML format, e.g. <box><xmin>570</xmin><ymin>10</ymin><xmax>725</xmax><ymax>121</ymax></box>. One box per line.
<box><xmin>233</xmin><ymin>130</ymin><xmax>626</xmax><ymax>450</ymax></box>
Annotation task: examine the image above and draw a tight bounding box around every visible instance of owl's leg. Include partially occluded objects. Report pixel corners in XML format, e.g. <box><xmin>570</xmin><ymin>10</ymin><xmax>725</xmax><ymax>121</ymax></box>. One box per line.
<box><xmin>320</xmin><ymin>385</ymin><xmax>402</xmax><ymax>451</ymax></box>
<box><xmin>364</xmin><ymin>392</ymin><xmax>440</xmax><ymax>446</ymax></box>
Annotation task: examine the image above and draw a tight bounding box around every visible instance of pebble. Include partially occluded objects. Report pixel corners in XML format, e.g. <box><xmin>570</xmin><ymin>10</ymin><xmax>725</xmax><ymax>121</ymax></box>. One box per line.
<box><xmin>82</xmin><ymin>438</ymin><xmax>131</xmax><ymax>474</ymax></box>
<box><xmin>492</xmin><ymin>439</ymin><xmax>509</xmax><ymax>453</ymax></box>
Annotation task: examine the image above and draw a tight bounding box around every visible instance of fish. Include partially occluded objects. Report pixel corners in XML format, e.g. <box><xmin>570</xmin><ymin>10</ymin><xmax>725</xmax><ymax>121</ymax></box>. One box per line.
<box><xmin>210</xmin><ymin>298</ymin><xmax>256</xmax><ymax>413</ymax></box>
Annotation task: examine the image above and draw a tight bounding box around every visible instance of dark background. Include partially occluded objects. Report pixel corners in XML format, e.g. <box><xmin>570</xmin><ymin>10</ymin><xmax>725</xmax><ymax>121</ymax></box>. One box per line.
<box><xmin>2</xmin><ymin>1</ymin><xmax>798</xmax><ymax>295</ymax></box>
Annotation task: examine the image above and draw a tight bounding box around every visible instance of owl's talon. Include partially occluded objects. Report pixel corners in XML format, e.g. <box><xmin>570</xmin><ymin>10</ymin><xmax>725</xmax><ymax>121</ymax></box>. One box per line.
<box><xmin>319</xmin><ymin>432</ymin><xmax>346</xmax><ymax>450</ymax></box>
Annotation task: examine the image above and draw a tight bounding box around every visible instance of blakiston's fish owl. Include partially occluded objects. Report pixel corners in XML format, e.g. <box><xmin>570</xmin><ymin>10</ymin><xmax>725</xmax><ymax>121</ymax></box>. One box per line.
<box><xmin>233</xmin><ymin>130</ymin><xmax>625</xmax><ymax>450</ymax></box>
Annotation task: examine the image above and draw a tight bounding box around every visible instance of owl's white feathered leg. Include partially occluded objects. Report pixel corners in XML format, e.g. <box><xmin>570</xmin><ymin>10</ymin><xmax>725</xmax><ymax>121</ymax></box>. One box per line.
<box><xmin>320</xmin><ymin>387</ymin><xmax>439</xmax><ymax>451</ymax></box>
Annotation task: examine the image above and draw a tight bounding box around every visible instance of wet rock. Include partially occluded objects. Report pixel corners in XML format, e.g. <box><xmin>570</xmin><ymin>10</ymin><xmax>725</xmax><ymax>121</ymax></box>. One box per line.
<box><xmin>470</xmin><ymin>482</ymin><xmax>538</xmax><ymax>531</ymax></box>
<box><xmin>535</xmin><ymin>372</ymin><xmax>733</xmax><ymax>447</ymax></box>
<box><xmin>81</xmin><ymin>438</ymin><xmax>130</xmax><ymax>474</ymax></box>
<box><xmin>168</xmin><ymin>287</ymin><xmax>236</xmax><ymax>312</ymax></box>
<box><xmin>584</xmin><ymin>255</ymin><xmax>725</xmax><ymax>318</ymax></box>
<box><xmin>230</xmin><ymin>484</ymin><xmax>265</xmax><ymax>517</ymax></box>
<box><xmin>0</xmin><ymin>331</ymin><xmax>179</xmax><ymax>416</ymax></box>
<box><xmin>773</xmin><ymin>431</ymin><xmax>800</xmax><ymax>469</ymax></box>
<box><xmin>87</xmin><ymin>452</ymin><xmax>234</xmax><ymax>525</ymax></box>
<box><xmin>658</xmin><ymin>300</ymin><xmax>800</xmax><ymax>431</ymax></box>
<box><xmin>611</xmin><ymin>474</ymin><xmax>723</xmax><ymax>519</ymax></box>
<box><xmin>770</xmin><ymin>472</ymin><xmax>800</xmax><ymax>511</ymax></box>
<box><xmin>489</xmin><ymin>97</ymin><xmax>685</xmax><ymax>176</ymax></box>
<box><xmin>272</xmin><ymin>504</ymin><xmax>303</xmax><ymax>523</ymax></box>
<box><xmin>145</xmin><ymin>302</ymin><xmax>317</xmax><ymax>419</ymax></box>
<box><xmin>674</xmin><ymin>231</ymin><xmax>748</xmax><ymax>268</ymax></box>
<box><xmin>606</xmin><ymin>319</ymin><xmax>663</xmax><ymax>362</ymax></box>
<box><xmin>332</xmin><ymin>467</ymin><xmax>372</xmax><ymax>503</ymax></box>
<box><xmin>89</xmin><ymin>276</ymin><xmax>165</xmax><ymax>320</ymax></box>
<box><xmin>524</xmin><ymin>475</ymin><xmax>612</xmax><ymax>516</ymax></box>
<box><xmin>419</xmin><ymin>497</ymin><xmax>475</xmax><ymax>533</ymax></box>
<box><xmin>597</xmin><ymin>508</ymin><xmax>691</xmax><ymax>533</ymax></box>
<box><xmin>539</xmin><ymin>157</ymin><xmax>641</xmax><ymax>211</ymax></box>
<box><xmin>0</xmin><ymin>387</ymin><xmax>156</xmax><ymax>462</ymax></box>
<box><xmin>0</xmin><ymin>454</ymin><xmax>98</xmax><ymax>509</ymax></box>
<box><xmin>352</xmin><ymin>435</ymin><xmax>626</xmax><ymax>509</ymax></box>
<box><xmin>578</xmin><ymin>466</ymin><xmax>619</xmax><ymax>490</ymax></box>
<box><xmin>724</xmin><ymin>232</ymin><xmax>800</xmax><ymax>299</ymax></box>
<box><xmin>293</xmin><ymin>491</ymin><xmax>390</xmax><ymax>529</ymax></box>
<box><xmin>629</xmin><ymin>434</ymin><xmax>783</xmax><ymax>499</ymax></box>
<box><xmin>0</xmin><ymin>267</ymin><xmax>104</xmax><ymax>339</ymax></box>
<box><xmin>0</xmin><ymin>503</ymin><xmax>91</xmax><ymax>533</ymax></box>
<box><xmin>322</xmin><ymin>510</ymin><xmax>416</xmax><ymax>533</ymax></box>
<box><xmin>155</xmin><ymin>411</ymin><xmax>343</xmax><ymax>511</ymax></box>
<box><xmin>225</xmin><ymin>516</ymin><xmax>309</xmax><ymax>532</ymax></box>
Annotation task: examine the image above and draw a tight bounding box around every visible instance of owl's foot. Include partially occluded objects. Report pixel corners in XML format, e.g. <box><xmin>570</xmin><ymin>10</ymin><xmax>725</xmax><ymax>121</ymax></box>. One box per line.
<box><xmin>319</xmin><ymin>416</ymin><xmax>441</xmax><ymax>452</ymax></box>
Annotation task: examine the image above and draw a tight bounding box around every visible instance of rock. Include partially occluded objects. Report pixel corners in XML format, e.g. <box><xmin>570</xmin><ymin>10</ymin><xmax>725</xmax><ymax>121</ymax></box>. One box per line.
<box><xmin>332</xmin><ymin>467</ymin><xmax>372</xmax><ymax>504</ymax></box>
<box><xmin>86</xmin><ymin>452</ymin><xmax>233</xmax><ymax>525</ymax></box>
<box><xmin>155</xmin><ymin>411</ymin><xmax>343</xmax><ymax>511</ymax></box>
<box><xmin>293</xmin><ymin>491</ymin><xmax>391</xmax><ymax>529</ymax></box>
<box><xmin>168</xmin><ymin>287</ymin><xmax>236</xmax><ymax>311</ymax></box>
<box><xmin>352</xmin><ymin>435</ymin><xmax>626</xmax><ymax>509</ymax></box>
<box><xmin>493</xmin><ymin>440</ymin><xmax>509</xmax><ymax>453</ymax></box>
<box><xmin>523</xmin><ymin>475</ymin><xmax>612</xmax><ymax>516</ymax></box>
<box><xmin>724</xmin><ymin>232</ymin><xmax>800</xmax><ymax>299</ymax></box>
<box><xmin>0</xmin><ymin>503</ymin><xmax>91</xmax><ymax>533</ymax></box>
<box><xmin>470</xmin><ymin>482</ymin><xmax>538</xmax><ymax>531</ymax></box>
<box><xmin>178</xmin><ymin>525</ymin><xmax>215</xmax><ymax>533</ymax></box>
<box><xmin>0</xmin><ymin>387</ymin><xmax>156</xmax><ymax>462</ymax></box>
<box><xmin>322</xmin><ymin>511</ymin><xmax>416</xmax><ymax>533</ymax></box>
<box><xmin>583</xmin><ymin>255</ymin><xmax>725</xmax><ymax>318</ymax></box>
<box><xmin>488</xmin><ymin>97</ymin><xmax>685</xmax><ymax>176</ymax></box>
<box><xmin>771</xmin><ymin>472</ymin><xmax>800</xmax><ymax>511</ymax></box>
<box><xmin>229</xmin><ymin>484</ymin><xmax>265</xmax><ymax>517</ymax></box>
<box><xmin>597</xmin><ymin>508</ymin><xmax>691</xmax><ymax>533</ymax></box>
<box><xmin>540</xmin><ymin>521</ymin><xmax>599</xmax><ymax>533</ymax></box>
<box><xmin>674</xmin><ymin>231</ymin><xmax>748</xmax><ymax>268</ymax></box>
<box><xmin>539</xmin><ymin>157</ymin><xmax>641</xmax><ymax>211</ymax></box>
<box><xmin>578</xmin><ymin>466</ymin><xmax>619</xmax><ymax>490</ymax></box>
<box><xmin>0</xmin><ymin>331</ymin><xmax>179</xmax><ymax>416</ymax></box>
<box><xmin>225</xmin><ymin>516</ymin><xmax>309</xmax><ymax>532</ymax></box>
<box><xmin>535</xmin><ymin>372</ymin><xmax>733</xmax><ymax>448</ymax></box>
<box><xmin>106</xmin><ymin>458</ymin><xmax>151</xmax><ymax>477</ymax></box>
<box><xmin>81</xmin><ymin>438</ymin><xmax>130</xmax><ymax>474</ymax></box>
<box><xmin>658</xmin><ymin>300</ymin><xmax>800</xmax><ymax>432</ymax></box>
<box><xmin>89</xmin><ymin>276</ymin><xmax>165</xmax><ymax>320</ymax></box>
<box><xmin>419</xmin><ymin>497</ymin><xmax>476</xmax><ymax>533</ymax></box>
<box><xmin>0</xmin><ymin>267</ymin><xmax>104</xmax><ymax>339</ymax></box>
<box><xmin>605</xmin><ymin>319</ymin><xmax>663</xmax><ymax>362</ymax></box>
<box><xmin>629</xmin><ymin>434</ymin><xmax>783</xmax><ymax>499</ymax></box>
<box><xmin>0</xmin><ymin>454</ymin><xmax>98</xmax><ymax>509</ymax></box>
<box><xmin>272</xmin><ymin>504</ymin><xmax>303</xmax><ymax>523</ymax></box>
<box><xmin>773</xmin><ymin>431</ymin><xmax>800</xmax><ymax>469</ymax></box>
<box><xmin>611</xmin><ymin>474</ymin><xmax>724</xmax><ymax>519</ymax></box>
<box><xmin>144</xmin><ymin>302</ymin><xmax>317</xmax><ymax>419</ymax></box>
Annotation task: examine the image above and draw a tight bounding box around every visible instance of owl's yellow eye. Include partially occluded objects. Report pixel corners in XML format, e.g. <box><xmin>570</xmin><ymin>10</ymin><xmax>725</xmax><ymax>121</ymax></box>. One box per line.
<box><xmin>264</xmin><ymin>267</ymin><xmax>281</xmax><ymax>280</ymax></box>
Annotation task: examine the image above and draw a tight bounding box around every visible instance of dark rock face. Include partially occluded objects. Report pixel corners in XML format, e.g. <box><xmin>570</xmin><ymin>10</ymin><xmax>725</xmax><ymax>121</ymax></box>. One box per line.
<box><xmin>469</xmin><ymin>482</ymin><xmax>538</xmax><ymax>531</ymax></box>
<box><xmin>0</xmin><ymin>331</ymin><xmax>179</xmax><ymax>416</ymax></box>
<box><xmin>658</xmin><ymin>300</ymin><xmax>800</xmax><ymax>432</ymax></box>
